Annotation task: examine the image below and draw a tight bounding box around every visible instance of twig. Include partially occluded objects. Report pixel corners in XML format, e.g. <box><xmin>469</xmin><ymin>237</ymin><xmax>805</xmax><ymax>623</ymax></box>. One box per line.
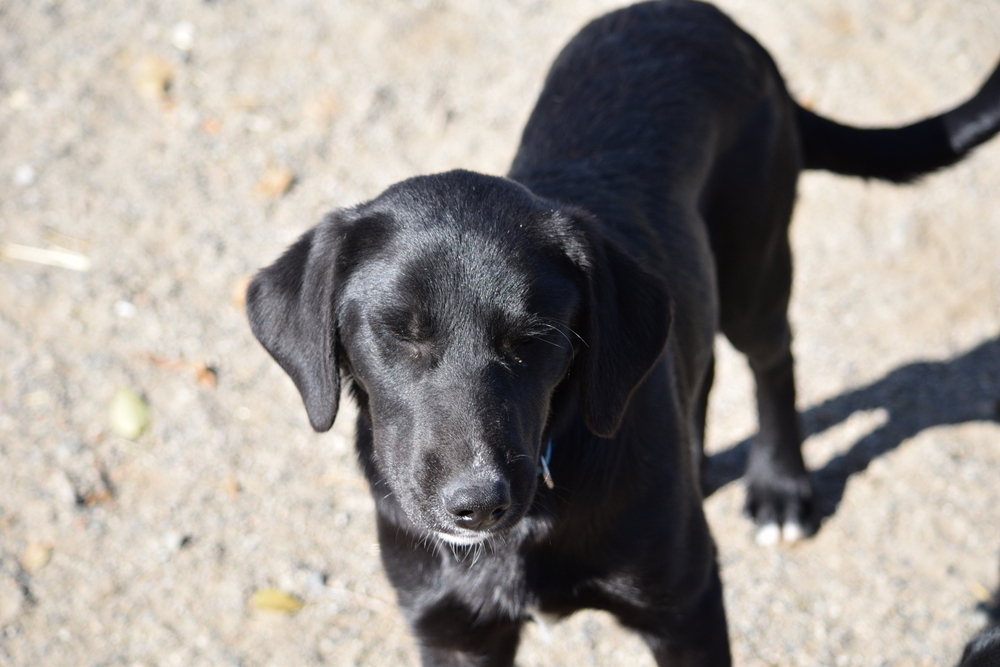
<box><xmin>1</xmin><ymin>242</ymin><xmax>92</xmax><ymax>272</ymax></box>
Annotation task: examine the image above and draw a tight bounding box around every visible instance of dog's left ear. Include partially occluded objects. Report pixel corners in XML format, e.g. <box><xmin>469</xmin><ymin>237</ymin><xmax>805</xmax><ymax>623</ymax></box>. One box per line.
<box><xmin>568</xmin><ymin>215</ymin><xmax>673</xmax><ymax>438</ymax></box>
<box><xmin>246</xmin><ymin>220</ymin><xmax>340</xmax><ymax>432</ymax></box>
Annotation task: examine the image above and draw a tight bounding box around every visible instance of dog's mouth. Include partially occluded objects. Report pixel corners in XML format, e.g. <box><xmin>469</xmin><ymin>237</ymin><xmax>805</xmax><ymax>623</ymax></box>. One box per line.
<box><xmin>432</xmin><ymin>530</ymin><xmax>494</xmax><ymax>547</ymax></box>
<box><xmin>430</xmin><ymin>506</ymin><xmax>526</xmax><ymax>547</ymax></box>
<box><xmin>423</xmin><ymin>472</ymin><xmax>539</xmax><ymax>547</ymax></box>
<box><xmin>396</xmin><ymin>439</ymin><xmax>551</xmax><ymax>547</ymax></box>
<box><xmin>428</xmin><ymin>495</ymin><xmax>526</xmax><ymax>546</ymax></box>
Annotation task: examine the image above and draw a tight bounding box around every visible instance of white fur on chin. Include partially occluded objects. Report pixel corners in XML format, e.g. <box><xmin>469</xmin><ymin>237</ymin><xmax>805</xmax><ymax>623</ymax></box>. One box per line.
<box><xmin>433</xmin><ymin>531</ymin><xmax>489</xmax><ymax>546</ymax></box>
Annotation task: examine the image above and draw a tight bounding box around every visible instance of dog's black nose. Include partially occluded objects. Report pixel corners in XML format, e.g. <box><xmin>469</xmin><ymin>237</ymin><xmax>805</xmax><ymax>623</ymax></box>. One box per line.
<box><xmin>443</xmin><ymin>479</ymin><xmax>511</xmax><ymax>531</ymax></box>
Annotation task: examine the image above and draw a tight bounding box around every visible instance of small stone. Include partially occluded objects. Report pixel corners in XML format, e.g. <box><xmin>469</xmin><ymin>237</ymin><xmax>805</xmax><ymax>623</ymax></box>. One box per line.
<box><xmin>12</xmin><ymin>164</ymin><xmax>35</xmax><ymax>187</ymax></box>
<box><xmin>8</xmin><ymin>89</ymin><xmax>31</xmax><ymax>110</ymax></box>
<box><xmin>21</xmin><ymin>541</ymin><xmax>54</xmax><ymax>571</ymax></box>
<box><xmin>171</xmin><ymin>22</ymin><xmax>195</xmax><ymax>52</ymax></box>
<box><xmin>163</xmin><ymin>531</ymin><xmax>192</xmax><ymax>553</ymax></box>
<box><xmin>133</xmin><ymin>55</ymin><xmax>173</xmax><ymax>101</ymax></box>
<box><xmin>114</xmin><ymin>300</ymin><xmax>137</xmax><ymax>318</ymax></box>
<box><xmin>109</xmin><ymin>386</ymin><xmax>150</xmax><ymax>439</ymax></box>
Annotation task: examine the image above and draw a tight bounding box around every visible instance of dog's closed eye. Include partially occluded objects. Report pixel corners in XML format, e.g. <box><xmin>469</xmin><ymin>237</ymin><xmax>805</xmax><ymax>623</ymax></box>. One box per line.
<box><xmin>401</xmin><ymin>338</ymin><xmax>432</xmax><ymax>360</ymax></box>
<box><xmin>500</xmin><ymin>337</ymin><xmax>530</xmax><ymax>365</ymax></box>
<box><xmin>383</xmin><ymin>310</ymin><xmax>437</xmax><ymax>360</ymax></box>
<box><xmin>499</xmin><ymin>321</ymin><xmax>575</xmax><ymax>369</ymax></box>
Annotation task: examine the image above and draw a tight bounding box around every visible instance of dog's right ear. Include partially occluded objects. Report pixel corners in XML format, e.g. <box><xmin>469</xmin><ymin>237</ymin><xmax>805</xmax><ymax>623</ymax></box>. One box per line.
<box><xmin>576</xmin><ymin>233</ymin><xmax>672</xmax><ymax>438</ymax></box>
<box><xmin>551</xmin><ymin>207</ymin><xmax>672</xmax><ymax>438</ymax></box>
<box><xmin>246</xmin><ymin>220</ymin><xmax>341</xmax><ymax>432</ymax></box>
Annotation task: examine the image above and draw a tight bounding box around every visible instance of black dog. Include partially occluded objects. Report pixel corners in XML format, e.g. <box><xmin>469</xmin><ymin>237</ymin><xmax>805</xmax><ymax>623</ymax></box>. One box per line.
<box><xmin>248</xmin><ymin>2</ymin><xmax>1000</xmax><ymax>664</ymax></box>
<box><xmin>959</xmin><ymin>625</ymin><xmax>1000</xmax><ymax>667</ymax></box>
<box><xmin>957</xmin><ymin>568</ymin><xmax>1000</xmax><ymax>667</ymax></box>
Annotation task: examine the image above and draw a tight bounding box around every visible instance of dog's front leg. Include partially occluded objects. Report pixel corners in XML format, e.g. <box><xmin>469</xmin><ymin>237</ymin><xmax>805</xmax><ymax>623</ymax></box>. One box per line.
<box><xmin>375</xmin><ymin>518</ymin><xmax>524</xmax><ymax>667</ymax></box>
<box><xmin>404</xmin><ymin>579</ymin><xmax>523</xmax><ymax>667</ymax></box>
<box><xmin>624</xmin><ymin>561</ymin><xmax>732</xmax><ymax>667</ymax></box>
<box><xmin>412</xmin><ymin>615</ymin><xmax>522</xmax><ymax>667</ymax></box>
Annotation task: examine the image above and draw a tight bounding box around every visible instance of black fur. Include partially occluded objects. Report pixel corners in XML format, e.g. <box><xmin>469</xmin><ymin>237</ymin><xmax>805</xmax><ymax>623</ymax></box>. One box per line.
<box><xmin>247</xmin><ymin>2</ymin><xmax>1000</xmax><ymax>664</ymax></box>
<box><xmin>959</xmin><ymin>625</ymin><xmax>1000</xmax><ymax>667</ymax></box>
<box><xmin>957</xmin><ymin>570</ymin><xmax>1000</xmax><ymax>667</ymax></box>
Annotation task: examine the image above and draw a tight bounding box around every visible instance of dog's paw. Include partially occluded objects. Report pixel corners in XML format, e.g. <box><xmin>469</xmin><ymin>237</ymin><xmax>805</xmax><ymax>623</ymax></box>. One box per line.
<box><xmin>743</xmin><ymin>473</ymin><xmax>815</xmax><ymax>545</ymax></box>
<box><xmin>753</xmin><ymin>520</ymin><xmax>806</xmax><ymax>546</ymax></box>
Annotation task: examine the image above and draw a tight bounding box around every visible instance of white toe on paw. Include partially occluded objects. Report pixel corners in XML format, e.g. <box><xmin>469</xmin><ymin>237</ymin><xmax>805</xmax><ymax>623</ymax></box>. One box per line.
<box><xmin>755</xmin><ymin>523</ymin><xmax>781</xmax><ymax>546</ymax></box>
<box><xmin>781</xmin><ymin>521</ymin><xmax>805</xmax><ymax>543</ymax></box>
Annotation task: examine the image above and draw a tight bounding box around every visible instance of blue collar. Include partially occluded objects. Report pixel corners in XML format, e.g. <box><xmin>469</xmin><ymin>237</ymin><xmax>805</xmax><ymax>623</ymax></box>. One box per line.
<box><xmin>538</xmin><ymin>439</ymin><xmax>554</xmax><ymax>489</ymax></box>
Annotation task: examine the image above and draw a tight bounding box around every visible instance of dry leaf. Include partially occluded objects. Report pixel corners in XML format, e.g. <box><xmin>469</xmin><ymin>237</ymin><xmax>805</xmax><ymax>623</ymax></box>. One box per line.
<box><xmin>220</xmin><ymin>474</ymin><xmax>241</xmax><ymax>498</ymax></box>
<box><xmin>251</xmin><ymin>587</ymin><xmax>305</xmax><ymax>613</ymax></box>
<box><xmin>231</xmin><ymin>275</ymin><xmax>251</xmax><ymax>308</ymax></box>
<box><xmin>303</xmin><ymin>91</ymin><xmax>340</xmax><ymax>124</ymax></box>
<box><xmin>194</xmin><ymin>364</ymin><xmax>217</xmax><ymax>387</ymax></box>
<box><xmin>230</xmin><ymin>94</ymin><xmax>260</xmax><ymax>110</ymax></box>
<box><xmin>109</xmin><ymin>386</ymin><xmax>150</xmax><ymax>439</ymax></box>
<box><xmin>83</xmin><ymin>488</ymin><xmax>113</xmax><ymax>505</ymax></box>
<box><xmin>21</xmin><ymin>541</ymin><xmax>53</xmax><ymax>571</ymax></box>
<box><xmin>971</xmin><ymin>580</ymin><xmax>994</xmax><ymax>603</ymax></box>
<box><xmin>201</xmin><ymin>115</ymin><xmax>223</xmax><ymax>135</ymax></box>
<box><xmin>133</xmin><ymin>55</ymin><xmax>173</xmax><ymax>101</ymax></box>
<box><xmin>143</xmin><ymin>353</ymin><xmax>185</xmax><ymax>371</ymax></box>
<box><xmin>142</xmin><ymin>353</ymin><xmax>217</xmax><ymax>388</ymax></box>
<box><xmin>254</xmin><ymin>167</ymin><xmax>295</xmax><ymax>200</ymax></box>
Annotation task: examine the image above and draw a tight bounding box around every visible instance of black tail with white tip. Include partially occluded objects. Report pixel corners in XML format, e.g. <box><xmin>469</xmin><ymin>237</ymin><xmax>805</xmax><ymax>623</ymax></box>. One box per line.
<box><xmin>796</xmin><ymin>60</ymin><xmax>1000</xmax><ymax>183</ymax></box>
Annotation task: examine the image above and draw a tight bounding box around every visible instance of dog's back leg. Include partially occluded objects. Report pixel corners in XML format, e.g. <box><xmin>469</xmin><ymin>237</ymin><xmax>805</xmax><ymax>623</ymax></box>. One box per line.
<box><xmin>703</xmin><ymin>96</ymin><xmax>813</xmax><ymax>542</ymax></box>
<box><xmin>735</xmin><ymin>303</ymin><xmax>812</xmax><ymax>544</ymax></box>
<box><xmin>717</xmin><ymin>226</ymin><xmax>812</xmax><ymax>543</ymax></box>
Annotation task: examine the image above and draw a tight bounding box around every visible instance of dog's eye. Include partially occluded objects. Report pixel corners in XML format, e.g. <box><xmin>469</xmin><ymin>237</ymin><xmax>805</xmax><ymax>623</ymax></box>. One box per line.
<box><xmin>396</xmin><ymin>337</ymin><xmax>432</xmax><ymax>360</ymax></box>
<box><xmin>502</xmin><ymin>336</ymin><xmax>538</xmax><ymax>365</ymax></box>
<box><xmin>382</xmin><ymin>311</ymin><xmax>436</xmax><ymax>360</ymax></box>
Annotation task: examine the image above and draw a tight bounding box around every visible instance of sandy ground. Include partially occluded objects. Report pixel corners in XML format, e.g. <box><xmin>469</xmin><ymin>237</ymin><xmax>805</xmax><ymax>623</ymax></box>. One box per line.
<box><xmin>2</xmin><ymin>0</ymin><xmax>1000</xmax><ymax>665</ymax></box>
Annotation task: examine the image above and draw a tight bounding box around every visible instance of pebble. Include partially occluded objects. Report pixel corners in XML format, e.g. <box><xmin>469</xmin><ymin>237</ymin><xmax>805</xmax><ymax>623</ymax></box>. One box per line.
<box><xmin>12</xmin><ymin>164</ymin><xmax>36</xmax><ymax>187</ymax></box>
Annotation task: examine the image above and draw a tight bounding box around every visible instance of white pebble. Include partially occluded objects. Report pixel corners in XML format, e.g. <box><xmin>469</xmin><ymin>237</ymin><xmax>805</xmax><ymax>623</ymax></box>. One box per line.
<box><xmin>12</xmin><ymin>164</ymin><xmax>35</xmax><ymax>187</ymax></box>
<box><xmin>114</xmin><ymin>300</ymin><xmax>137</xmax><ymax>318</ymax></box>
<box><xmin>171</xmin><ymin>21</ymin><xmax>195</xmax><ymax>51</ymax></box>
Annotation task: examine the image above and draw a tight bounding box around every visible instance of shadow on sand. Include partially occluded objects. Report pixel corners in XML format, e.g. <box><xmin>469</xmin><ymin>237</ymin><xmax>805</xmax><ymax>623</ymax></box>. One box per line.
<box><xmin>703</xmin><ymin>334</ymin><xmax>1000</xmax><ymax>522</ymax></box>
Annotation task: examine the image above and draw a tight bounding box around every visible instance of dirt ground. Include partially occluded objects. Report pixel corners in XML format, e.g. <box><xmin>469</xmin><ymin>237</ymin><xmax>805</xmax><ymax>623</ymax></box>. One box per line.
<box><xmin>2</xmin><ymin>0</ymin><xmax>1000</xmax><ymax>665</ymax></box>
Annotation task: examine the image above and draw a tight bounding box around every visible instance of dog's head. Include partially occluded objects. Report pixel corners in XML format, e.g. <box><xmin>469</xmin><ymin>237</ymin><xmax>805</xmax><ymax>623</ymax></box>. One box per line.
<box><xmin>247</xmin><ymin>170</ymin><xmax>670</xmax><ymax>544</ymax></box>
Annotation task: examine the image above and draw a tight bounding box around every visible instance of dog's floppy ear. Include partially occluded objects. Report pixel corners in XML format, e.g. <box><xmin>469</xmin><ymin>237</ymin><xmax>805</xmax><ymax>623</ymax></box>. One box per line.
<box><xmin>246</xmin><ymin>221</ymin><xmax>340</xmax><ymax>432</ymax></box>
<box><xmin>570</xmin><ymin>216</ymin><xmax>672</xmax><ymax>438</ymax></box>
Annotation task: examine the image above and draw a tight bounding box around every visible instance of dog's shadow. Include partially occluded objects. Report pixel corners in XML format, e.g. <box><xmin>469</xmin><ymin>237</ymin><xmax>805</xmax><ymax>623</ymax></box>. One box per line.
<box><xmin>703</xmin><ymin>335</ymin><xmax>1000</xmax><ymax>522</ymax></box>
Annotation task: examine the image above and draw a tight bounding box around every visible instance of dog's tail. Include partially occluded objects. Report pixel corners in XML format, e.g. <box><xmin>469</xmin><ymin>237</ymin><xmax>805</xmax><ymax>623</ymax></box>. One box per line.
<box><xmin>795</xmin><ymin>60</ymin><xmax>1000</xmax><ymax>182</ymax></box>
